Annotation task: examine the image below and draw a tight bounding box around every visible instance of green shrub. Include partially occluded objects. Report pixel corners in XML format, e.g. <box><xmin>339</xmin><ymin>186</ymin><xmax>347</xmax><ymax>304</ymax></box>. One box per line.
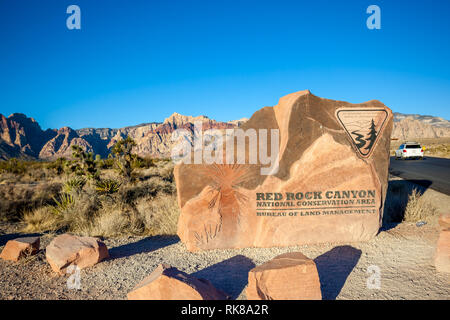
<box><xmin>51</xmin><ymin>193</ymin><xmax>75</xmax><ymax>216</ymax></box>
<box><xmin>63</xmin><ymin>177</ymin><xmax>86</xmax><ymax>194</ymax></box>
<box><xmin>95</xmin><ymin>179</ymin><xmax>122</xmax><ymax>195</ymax></box>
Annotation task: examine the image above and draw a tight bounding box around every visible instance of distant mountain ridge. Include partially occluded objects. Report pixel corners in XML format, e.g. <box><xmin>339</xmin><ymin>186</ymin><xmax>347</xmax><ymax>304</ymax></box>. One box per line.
<box><xmin>0</xmin><ymin>112</ymin><xmax>239</xmax><ymax>160</ymax></box>
<box><xmin>0</xmin><ymin>111</ymin><xmax>448</xmax><ymax>160</ymax></box>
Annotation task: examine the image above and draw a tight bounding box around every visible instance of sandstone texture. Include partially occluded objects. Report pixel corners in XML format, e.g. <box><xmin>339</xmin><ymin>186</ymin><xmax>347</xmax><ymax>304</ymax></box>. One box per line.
<box><xmin>438</xmin><ymin>213</ymin><xmax>450</xmax><ymax>229</ymax></box>
<box><xmin>45</xmin><ymin>234</ymin><xmax>109</xmax><ymax>274</ymax></box>
<box><xmin>127</xmin><ymin>264</ymin><xmax>229</xmax><ymax>300</ymax></box>
<box><xmin>175</xmin><ymin>90</ymin><xmax>394</xmax><ymax>251</ymax></box>
<box><xmin>246</xmin><ymin>252</ymin><xmax>322</xmax><ymax>300</ymax></box>
<box><xmin>435</xmin><ymin>214</ymin><xmax>450</xmax><ymax>273</ymax></box>
<box><xmin>0</xmin><ymin>236</ymin><xmax>40</xmax><ymax>262</ymax></box>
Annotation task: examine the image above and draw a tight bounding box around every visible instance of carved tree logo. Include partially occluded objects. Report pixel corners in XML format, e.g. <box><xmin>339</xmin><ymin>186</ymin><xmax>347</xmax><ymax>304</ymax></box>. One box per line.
<box><xmin>200</xmin><ymin>164</ymin><xmax>249</xmax><ymax>239</ymax></box>
<box><xmin>336</xmin><ymin>108</ymin><xmax>388</xmax><ymax>158</ymax></box>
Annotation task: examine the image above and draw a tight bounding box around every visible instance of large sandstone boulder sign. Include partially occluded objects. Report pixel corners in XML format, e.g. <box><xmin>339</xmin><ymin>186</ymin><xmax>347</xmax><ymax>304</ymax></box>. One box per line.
<box><xmin>246</xmin><ymin>252</ymin><xmax>321</xmax><ymax>300</ymax></box>
<box><xmin>175</xmin><ymin>90</ymin><xmax>393</xmax><ymax>251</ymax></box>
<box><xmin>0</xmin><ymin>236</ymin><xmax>40</xmax><ymax>262</ymax></box>
<box><xmin>45</xmin><ymin>234</ymin><xmax>109</xmax><ymax>274</ymax></box>
<box><xmin>127</xmin><ymin>264</ymin><xmax>229</xmax><ymax>300</ymax></box>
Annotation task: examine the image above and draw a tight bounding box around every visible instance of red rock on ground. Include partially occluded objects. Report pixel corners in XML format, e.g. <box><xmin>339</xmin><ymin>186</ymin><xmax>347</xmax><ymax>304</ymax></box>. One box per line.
<box><xmin>45</xmin><ymin>234</ymin><xmax>109</xmax><ymax>274</ymax></box>
<box><xmin>0</xmin><ymin>236</ymin><xmax>40</xmax><ymax>262</ymax></box>
<box><xmin>127</xmin><ymin>264</ymin><xmax>229</xmax><ymax>300</ymax></box>
<box><xmin>435</xmin><ymin>229</ymin><xmax>450</xmax><ymax>273</ymax></box>
<box><xmin>246</xmin><ymin>252</ymin><xmax>322</xmax><ymax>300</ymax></box>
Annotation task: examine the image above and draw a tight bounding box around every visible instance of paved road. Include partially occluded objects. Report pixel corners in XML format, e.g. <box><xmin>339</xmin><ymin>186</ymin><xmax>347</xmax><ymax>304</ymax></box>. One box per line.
<box><xmin>389</xmin><ymin>156</ymin><xmax>450</xmax><ymax>195</ymax></box>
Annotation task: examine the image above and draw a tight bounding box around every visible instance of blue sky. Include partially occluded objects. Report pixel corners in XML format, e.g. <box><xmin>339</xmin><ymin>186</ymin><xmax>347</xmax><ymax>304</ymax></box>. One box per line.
<box><xmin>0</xmin><ymin>0</ymin><xmax>449</xmax><ymax>129</ymax></box>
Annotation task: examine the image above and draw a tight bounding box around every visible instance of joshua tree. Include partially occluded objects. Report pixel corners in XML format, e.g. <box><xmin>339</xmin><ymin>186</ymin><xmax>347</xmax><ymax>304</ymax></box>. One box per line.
<box><xmin>71</xmin><ymin>145</ymin><xmax>100</xmax><ymax>181</ymax></box>
<box><xmin>111</xmin><ymin>137</ymin><xmax>137</xmax><ymax>181</ymax></box>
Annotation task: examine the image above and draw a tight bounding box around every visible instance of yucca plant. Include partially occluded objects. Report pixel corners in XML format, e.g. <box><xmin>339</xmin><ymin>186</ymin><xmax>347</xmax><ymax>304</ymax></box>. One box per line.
<box><xmin>63</xmin><ymin>177</ymin><xmax>86</xmax><ymax>194</ymax></box>
<box><xmin>95</xmin><ymin>179</ymin><xmax>122</xmax><ymax>195</ymax></box>
<box><xmin>51</xmin><ymin>193</ymin><xmax>75</xmax><ymax>216</ymax></box>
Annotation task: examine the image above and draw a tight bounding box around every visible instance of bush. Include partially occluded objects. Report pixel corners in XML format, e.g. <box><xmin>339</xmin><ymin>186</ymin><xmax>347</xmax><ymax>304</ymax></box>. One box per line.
<box><xmin>51</xmin><ymin>193</ymin><xmax>75</xmax><ymax>216</ymax></box>
<box><xmin>0</xmin><ymin>158</ymin><xmax>29</xmax><ymax>175</ymax></box>
<box><xmin>403</xmin><ymin>189</ymin><xmax>438</xmax><ymax>222</ymax></box>
<box><xmin>63</xmin><ymin>177</ymin><xmax>86</xmax><ymax>194</ymax></box>
<box><xmin>136</xmin><ymin>194</ymin><xmax>180</xmax><ymax>235</ymax></box>
<box><xmin>23</xmin><ymin>206</ymin><xmax>62</xmax><ymax>233</ymax></box>
<box><xmin>0</xmin><ymin>182</ymin><xmax>62</xmax><ymax>221</ymax></box>
<box><xmin>95</xmin><ymin>179</ymin><xmax>122</xmax><ymax>195</ymax></box>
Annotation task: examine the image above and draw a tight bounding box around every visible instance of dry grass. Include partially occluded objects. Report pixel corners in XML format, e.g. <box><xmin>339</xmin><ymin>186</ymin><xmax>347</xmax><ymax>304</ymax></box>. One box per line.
<box><xmin>136</xmin><ymin>194</ymin><xmax>180</xmax><ymax>236</ymax></box>
<box><xmin>16</xmin><ymin>159</ymin><xmax>179</xmax><ymax>238</ymax></box>
<box><xmin>403</xmin><ymin>189</ymin><xmax>439</xmax><ymax>222</ymax></box>
<box><xmin>383</xmin><ymin>179</ymin><xmax>439</xmax><ymax>224</ymax></box>
<box><xmin>0</xmin><ymin>182</ymin><xmax>62</xmax><ymax>222</ymax></box>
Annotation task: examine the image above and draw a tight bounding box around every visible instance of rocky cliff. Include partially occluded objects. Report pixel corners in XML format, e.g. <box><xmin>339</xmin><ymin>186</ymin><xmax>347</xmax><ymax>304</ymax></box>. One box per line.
<box><xmin>0</xmin><ymin>111</ymin><xmax>448</xmax><ymax>160</ymax></box>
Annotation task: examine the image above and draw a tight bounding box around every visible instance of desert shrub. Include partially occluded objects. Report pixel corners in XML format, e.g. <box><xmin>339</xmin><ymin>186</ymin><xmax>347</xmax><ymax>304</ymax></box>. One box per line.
<box><xmin>74</xmin><ymin>202</ymin><xmax>129</xmax><ymax>237</ymax></box>
<box><xmin>111</xmin><ymin>137</ymin><xmax>137</xmax><ymax>181</ymax></box>
<box><xmin>0</xmin><ymin>158</ymin><xmax>28</xmax><ymax>175</ymax></box>
<box><xmin>22</xmin><ymin>206</ymin><xmax>62</xmax><ymax>232</ymax></box>
<box><xmin>51</xmin><ymin>193</ymin><xmax>75</xmax><ymax>216</ymax></box>
<box><xmin>62</xmin><ymin>176</ymin><xmax>86</xmax><ymax>194</ymax></box>
<box><xmin>135</xmin><ymin>194</ymin><xmax>180</xmax><ymax>235</ymax></box>
<box><xmin>0</xmin><ymin>182</ymin><xmax>62</xmax><ymax>221</ymax></box>
<box><xmin>403</xmin><ymin>189</ymin><xmax>438</xmax><ymax>222</ymax></box>
<box><xmin>23</xmin><ymin>189</ymin><xmax>101</xmax><ymax>233</ymax></box>
<box><xmin>96</xmin><ymin>157</ymin><xmax>115</xmax><ymax>170</ymax></box>
<box><xmin>95</xmin><ymin>178</ymin><xmax>121</xmax><ymax>195</ymax></box>
<box><xmin>132</xmin><ymin>156</ymin><xmax>156</xmax><ymax>169</ymax></box>
<box><xmin>159</xmin><ymin>163</ymin><xmax>175</xmax><ymax>182</ymax></box>
<box><xmin>69</xmin><ymin>145</ymin><xmax>100</xmax><ymax>181</ymax></box>
<box><xmin>383</xmin><ymin>181</ymin><xmax>439</xmax><ymax>224</ymax></box>
<box><xmin>46</xmin><ymin>158</ymin><xmax>68</xmax><ymax>175</ymax></box>
<box><xmin>119</xmin><ymin>177</ymin><xmax>175</xmax><ymax>204</ymax></box>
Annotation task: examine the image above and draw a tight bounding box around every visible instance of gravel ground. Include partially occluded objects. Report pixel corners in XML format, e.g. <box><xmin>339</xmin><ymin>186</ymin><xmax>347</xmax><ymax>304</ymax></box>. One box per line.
<box><xmin>1</xmin><ymin>176</ymin><xmax>449</xmax><ymax>300</ymax></box>
<box><xmin>0</xmin><ymin>218</ymin><xmax>449</xmax><ymax>300</ymax></box>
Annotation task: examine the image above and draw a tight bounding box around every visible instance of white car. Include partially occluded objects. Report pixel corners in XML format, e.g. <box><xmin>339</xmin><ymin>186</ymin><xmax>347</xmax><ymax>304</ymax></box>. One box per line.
<box><xmin>395</xmin><ymin>142</ymin><xmax>424</xmax><ymax>160</ymax></box>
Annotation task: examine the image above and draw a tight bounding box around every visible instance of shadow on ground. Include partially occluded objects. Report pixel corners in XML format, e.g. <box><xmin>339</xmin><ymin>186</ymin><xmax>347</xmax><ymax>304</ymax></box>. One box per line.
<box><xmin>108</xmin><ymin>235</ymin><xmax>180</xmax><ymax>259</ymax></box>
<box><xmin>314</xmin><ymin>245</ymin><xmax>361</xmax><ymax>300</ymax></box>
<box><xmin>382</xmin><ymin>179</ymin><xmax>432</xmax><ymax>231</ymax></box>
<box><xmin>0</xmin><ymin>232</ymin><xmax>41</xmax><ymax>247</ymax></box>
<box><xmin>193</xmin><ymin>255</ymin><xmax>255</xmax><ymax>299</ymax></box>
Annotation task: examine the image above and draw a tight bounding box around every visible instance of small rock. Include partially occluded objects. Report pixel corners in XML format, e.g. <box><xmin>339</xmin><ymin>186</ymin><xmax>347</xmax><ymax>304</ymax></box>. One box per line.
<box><xmin>246</xmin><ymin>252</ymin><xmax>322</xmax><ymax>300</ymax></box>
<box><xmin>0</xmin><ymin>237</ymin><xmax>40</xmax><ymax>262</ymax></box>
<box><xmin>416</xmin><ymin>221</ymin><xmax>427</xmax><ymax>227</ymax></box>
<box><xmin>127</xmin><ymin>264</ymin><xmax>229</xmax><ymax>300</ymax></box>
<box><xmin>435</xmin><ymin>229</ymin><xmax>450</xmax><ymax>273</ymax></box>
<box><xmin>45</xmin><ymin>234</ymin><xmax>109</xmax><ymax>274</ymax></box>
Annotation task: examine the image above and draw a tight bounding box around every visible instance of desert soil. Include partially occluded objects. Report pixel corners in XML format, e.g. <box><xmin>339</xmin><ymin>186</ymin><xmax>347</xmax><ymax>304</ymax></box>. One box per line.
<box><xmin>1</xmin><ymin>181</ymin><xmax>449</xmax><ymax>300</ymax></box>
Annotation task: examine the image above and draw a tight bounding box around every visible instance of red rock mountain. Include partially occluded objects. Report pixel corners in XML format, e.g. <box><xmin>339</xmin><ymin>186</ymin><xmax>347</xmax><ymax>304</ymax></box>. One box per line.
<box><xmin>0</xmin><ymin>112</ymin><xmax>239</xmax><ymax>160</ymax></box>
<box><xmin>0</xmin><ymin>111</ymin><xmax>448</xmax><ymax>160</ymax></box>
<box><xmin>0</xmin><ymin>113</ymin><xmax>56</xmax><ymax>160</ymax></box>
